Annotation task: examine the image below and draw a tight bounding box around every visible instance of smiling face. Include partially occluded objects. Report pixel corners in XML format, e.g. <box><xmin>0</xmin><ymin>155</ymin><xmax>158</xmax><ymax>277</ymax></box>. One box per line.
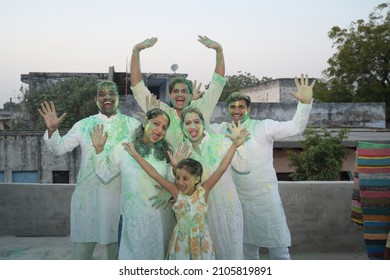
<box><xmin>95</xmin><ymin>84</ymin><xmax>119</xmax><ymax>117</ymax></box>
<box><xmin>169</xmin><ymin>83</ymin><xmax>191</xmax><ymax>111</ymax></box>
<box><xmin>142</xmin><ymin>114</ymin><xmax>169</xmax><ymax>144</ymax></box>
<box><xmin>228</xmin><ymin>100</ymin><xmax>250</xmax><ymax>124</ymax></box>
<box><xmin>182</xmin><ymin>112</ymin><xmax>204</xmax><ymax>144</ymax></box>
<box><xmin>175</xmin><ymin>168</ymin><xmax>200</xmax><ymax>196</ymax></box>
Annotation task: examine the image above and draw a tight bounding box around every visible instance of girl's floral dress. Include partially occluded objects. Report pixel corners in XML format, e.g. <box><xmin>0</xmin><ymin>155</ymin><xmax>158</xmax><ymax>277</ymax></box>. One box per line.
<box><xmin>166</xmin><ymin>186</ymin><xmax>215</xmax><ymax>260</ymax></box>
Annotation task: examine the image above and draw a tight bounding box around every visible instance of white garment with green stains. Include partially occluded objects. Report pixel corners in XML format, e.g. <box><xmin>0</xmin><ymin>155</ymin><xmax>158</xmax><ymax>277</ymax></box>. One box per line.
<box><xmin>210</xmin><ymin>101</ymin><xmax>312</xmax><ymax>248</ymax></box>
<box><xmin>131</xmin><ymin>72</ymin><xmax>226</xmax><ymax>150</ymax></box>
<box><xmin>44</xmin><ymin>112</ymin><xmax>140</xmax><ymax>244</ymax></box>
<box><xmin>93</xmin><ymin>143</ymin><xmax>176</xmax><ymax>260</ymax></box>
<box><xmin>188</xmin><ymin>132</ymin><xmax>244</xmax><ymax>260</ymax></box>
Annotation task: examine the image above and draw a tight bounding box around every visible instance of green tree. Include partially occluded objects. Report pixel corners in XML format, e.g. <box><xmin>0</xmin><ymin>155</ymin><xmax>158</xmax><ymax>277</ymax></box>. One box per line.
<box><xmin>205</xmin><ymin>71</ymin><xmax>272</xmax><ymax>101</ymax></box>
<box><xmin>286</xmin><ymin>128</ymin><xmax>349</xmax><ymax>181</ymax></box>
<box><xmin>3</xmin><ymin>100</ymin><xmax>21</xmax><ymax>111</ymax></box>
<box><xmin>2</xmin><ymin>85</ymin><xmax>30</xmax><ymax>130</ymax></box>
<box><xmin>25</xmin><ymin>76</ymin><xmax>98</xmax><ymax>129</ymax></box>
<box><xmin>315</xmin><ymin>2</ymin><xmax>390</xmax><ymax>126</ymax></box>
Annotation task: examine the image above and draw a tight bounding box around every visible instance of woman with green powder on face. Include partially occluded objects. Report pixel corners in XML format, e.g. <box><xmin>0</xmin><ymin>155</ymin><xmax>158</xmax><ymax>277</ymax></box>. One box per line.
<box><xmin>177</xmin><ymin>106</ymin><xmax>248</xmax><ymax>260</ymax></box>
<box><xmin>130</xmin><ymin>35</ymin><xmax>225</xmax><ymax>151</ymax></box>
<box><xmin>91</xmin><ymin>108</ymin><xmax>177</xmax><ymax>260</ymax></box>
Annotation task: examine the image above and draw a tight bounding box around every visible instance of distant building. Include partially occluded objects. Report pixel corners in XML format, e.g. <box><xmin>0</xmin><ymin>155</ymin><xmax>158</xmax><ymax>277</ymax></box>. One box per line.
<box><xmin>0</xmin><ymin>111</ymin><xmax>11</xmax><ymax>130</ymax></box>
<box><xmin>20</xmin><ymin>66</ymin><xmax>186</xmax><ymax>104</ymax></box>
<box><xmin>241</xmin><ymin>78</ymin><xmax>316</xmax><ymax>103</ymax></box>
<box><xmin>0</xmin><ymin>105</ymin><xmax>23</xmax><ymax>130</ymax></box>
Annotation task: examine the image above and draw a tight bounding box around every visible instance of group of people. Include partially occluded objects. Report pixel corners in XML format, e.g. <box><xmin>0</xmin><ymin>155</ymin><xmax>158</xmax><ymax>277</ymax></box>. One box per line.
<box><xmin>39</xmin><ymin>35</ymin><xmax>316</xmax><ymax>260</ymax></box>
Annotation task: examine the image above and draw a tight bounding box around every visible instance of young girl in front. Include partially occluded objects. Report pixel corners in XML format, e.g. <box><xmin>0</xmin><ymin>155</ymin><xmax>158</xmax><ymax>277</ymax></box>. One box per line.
<box><xmin>124</xmin><ymin>121</ymin><xmax>249</xmax><ymax>260</ymax></box>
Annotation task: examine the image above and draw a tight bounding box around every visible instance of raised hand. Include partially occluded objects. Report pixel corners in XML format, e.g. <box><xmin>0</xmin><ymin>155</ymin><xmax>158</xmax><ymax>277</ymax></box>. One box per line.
<box><xmin>122</xmin><ymin>142</ymin><xmax>137</xmax><ymax>157</ymax></box>
<box><xmin>149</xmin><ymin>185</ymin><xmax>173</xmax><ymax>209</ymax></box>
<box><xmin>146</xmin><ymin>94</ymin><xmax>160</xmax><ymax>111</ymax></box>
<box><xmin>226</xmin><ymin>120</ymin><xmax>250</xmax><ymax>146</ymax></box>
<box><xmin>290</xmin><ymin>74</ymin><xmax>316</xmax><ymax>104</ymax></box>
<box><xmin>167</xmin><ymin>143</ymin><xmax>192</xmax><ymax>168</ymax></box>
<box><xmin>133</xmin><ymin>37</ymin><xmax>158</xmax><ymax>52</ymax></box>
<box><xmin>136</xmin><ymin>94</ymin><xmax>161</xmax><ymax>121</ymax></box>
<box><xmin>38</xmin><ymin>101</ymin><xmax>67</xmax><ymax>134</ymax></box>
<box><xmin>191</xmin><ymin>80</ymin><xmax>204</xmax><ymax>101</ymax></box>
<box><xmin>90</xmin><ymin>124</ymin><xmax>108</xmax><ymax>154</ymax></box>
<box><xmin>198</xmin><ymin>35</ymin><xmax>223</xmax><ymax>52</ymax></box>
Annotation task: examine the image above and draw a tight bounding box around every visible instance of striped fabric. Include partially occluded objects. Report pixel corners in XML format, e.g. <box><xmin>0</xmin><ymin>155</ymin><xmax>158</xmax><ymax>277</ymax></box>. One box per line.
<box><xmin>353</xmin><ymin>141</ymin><xmax>390</xmax><ymax>260</ymax></box>
<box><xmin>351</xmin><ymin>167</ymin><xmax>364</xmax><ymax>226</ymax></box>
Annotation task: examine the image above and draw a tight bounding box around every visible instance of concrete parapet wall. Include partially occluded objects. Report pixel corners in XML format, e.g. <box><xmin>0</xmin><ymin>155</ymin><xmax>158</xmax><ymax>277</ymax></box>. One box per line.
<box><xmin>280</xmin><ymin>181</ymin><xmax>365</xmax><ymax>254</ymax></box>
<box><xmin>119</xmin><ymin>95</ymin><xmax>386</xmax><ymax>129</ymax></box>
<box><xmin>210</xmin><ymin>101</ymin><xmax>386</xmax><ymax>128</ymax></box>
<box><xmin>0</xmin><ymin>183</ymin><xmax>74</xmax><ymax>236</ymax></box>
<box><xmin>0</xmin><ymin>182</ymin><xmax>365</xmax><ymax>253</ymax></box>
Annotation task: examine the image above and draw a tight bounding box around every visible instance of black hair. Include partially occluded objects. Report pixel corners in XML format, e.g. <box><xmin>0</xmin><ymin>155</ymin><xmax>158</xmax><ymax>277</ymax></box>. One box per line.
<box><xmin>169</xmin><ymin>77</ymin><xmax>193</xmax><ymax>94</ymax></box>
<box><xmin>176</xmin><ymin>158</ymin><xmax>203</xmax><ymax>181</ymax></box>
<box><xmin>132</xmin><ymin>108</ymin><xmax>172</xmax><ymax>162</ymax></box>
<box><xmin>179</xmin><ymin>106</ymin><xmax>205</xmax><ymax>130</ymax></box>
<box><xmin>96</xmin><ymin>80</ymin><xmax>119</xmax><ymax>95</ymax></box>
<box><xmin>168</xmin><ymin>77</ymin><xmax>193</xmax><ymax>107</ymax></box>
<box><xmin>226</xmin><ymin>91</ymin><xmax>251</xmax><ymax>107</ymax></box>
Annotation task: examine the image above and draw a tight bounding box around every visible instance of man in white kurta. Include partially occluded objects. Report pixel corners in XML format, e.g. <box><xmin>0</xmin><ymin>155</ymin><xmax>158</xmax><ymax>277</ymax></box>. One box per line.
<box><xmin>130</xmin><ymin>36</ymin><xmax>226</xmax><ymax>150</ymax></box>
<box><xmin>39</xmin><ymin>81</ymin><xmax>140</xmax><ymax>259</ymax></box>
<box><xmin>210</xmin><ymin>74</ymin><xmax>315</xmax><ymax>260</ymax></box>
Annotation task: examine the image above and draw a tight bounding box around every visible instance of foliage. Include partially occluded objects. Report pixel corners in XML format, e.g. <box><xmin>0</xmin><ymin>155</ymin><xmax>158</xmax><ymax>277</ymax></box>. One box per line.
<box><xmin>2</xmin><ymin>85</ymin><xmax>29</xmax><ymax>129</ymax></box>
<box><xmin>3</xmin><ymin>85</ymin><xmax>26</xmax><ymax>111</ymax></box>
<box><xmin>10</xmin><ymin>116</ymin><xmax>30</xmax><ymax>130</ymax></box>
<box><xmin>205</xmin><ymin>71</ymin><xmax>272</xmax><ymax>101</ymax></box>
<box><xmin>286</xmin><ymin>128</ymin><xmax>349</xmax><ymax>181</ymax></box>
<box><xmin>24</xmin><ymin>76</ymin><xmax>98</xmax><ymax>129</ymax></box>
<box><xmin>3</xmin><ymin>101</ymin><xmax>22</xmax><ymax>111</ymax></box>
<box><xmin>314</xmin><ymin>2</ymin><xmax>390</xmax><ymax>125</ymax></box>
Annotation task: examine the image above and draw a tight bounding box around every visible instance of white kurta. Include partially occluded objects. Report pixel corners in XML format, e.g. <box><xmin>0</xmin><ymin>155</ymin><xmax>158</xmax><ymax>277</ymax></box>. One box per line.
<box><xmin>131</xmin><ymin>72</ymin><xmax>226</xmax><ymax>150</ymax></box>
<box><xmin>44</xmin><ymin>112</ymin><xmax>140</xmax><ymax>244</ymax></box>
<box><xmin>188</xmin><ymin>132</ymin><xmax>244</xmax><ymax>259</ymax></box>
<box><xmin>93</xmin><ymin>142</ymin><xmax>176</xmax><ymax>260</ymax></box>
<box><xmin>210</xmin><ymin>101</ymin><xmax>312</xmax><ymax>247</ymax></box>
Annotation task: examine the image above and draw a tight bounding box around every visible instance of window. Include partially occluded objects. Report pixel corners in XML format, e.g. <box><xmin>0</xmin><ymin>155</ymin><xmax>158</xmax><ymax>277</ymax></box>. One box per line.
<box><xmin>0</xmin><ymin>171</ymin><xmax>4</xmax><ymax>182</ymax></box>
<box><xmin>12</xmin><ymin>171</ymin><xmax>38</xmax><ymax>183</ymax></box>
<box><xmin>52</xmin><ymin>171</ymin><xmax>69</xmax><ymax>184</ymax></box>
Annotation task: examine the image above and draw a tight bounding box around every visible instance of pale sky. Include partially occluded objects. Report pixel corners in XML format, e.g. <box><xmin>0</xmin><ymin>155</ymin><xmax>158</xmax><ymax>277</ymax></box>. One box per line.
<box><xmin>0</xmin><ymin>0</ymin><xmax>385</xmax><ymax>108</ymax></box>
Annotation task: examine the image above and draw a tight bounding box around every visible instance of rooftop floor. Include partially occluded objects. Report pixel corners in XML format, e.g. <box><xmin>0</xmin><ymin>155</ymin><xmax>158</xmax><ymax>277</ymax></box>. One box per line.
<box><xmin>0</xmin><ymin>236</ymin><xmax>368</xmax><ymax>260</ymax></box>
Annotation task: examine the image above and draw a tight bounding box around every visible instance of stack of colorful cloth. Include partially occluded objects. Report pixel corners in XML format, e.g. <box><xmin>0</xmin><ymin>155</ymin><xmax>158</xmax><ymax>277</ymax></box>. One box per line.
<box><xmin>352</xmin><ymin>141</ymin><xmax>390</xmax><ymax>259</ymax></box>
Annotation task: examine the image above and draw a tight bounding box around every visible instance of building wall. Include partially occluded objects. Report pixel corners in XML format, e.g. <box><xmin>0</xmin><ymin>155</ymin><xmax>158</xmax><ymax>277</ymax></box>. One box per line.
<box><xmin>241</xmin><ymin>78</ymin><xmax>316</xmax><ymax>103</ymax></box>
<box><xmin>241</xmin><ymin>80</ymin><xmax>280</xmax><ymax>102</ymax></box>
<box><xmin>0</xmin><ymin>131</ymin><xmax>81</xmax><ymax>184</ymax></box>
<box><xmin>20</xmin><ymin>72</ymin><xmax>108</xmax><ymax>93</ymax></box>
<box><xmin>0</xmin><ymin>182</ymin><xmax>366</xmax><ymax>254</ymax></box>
<box><xmin>210</xmin><ymin>101</ymin><xmax>386</xmax><ymax>128</ymax></box>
